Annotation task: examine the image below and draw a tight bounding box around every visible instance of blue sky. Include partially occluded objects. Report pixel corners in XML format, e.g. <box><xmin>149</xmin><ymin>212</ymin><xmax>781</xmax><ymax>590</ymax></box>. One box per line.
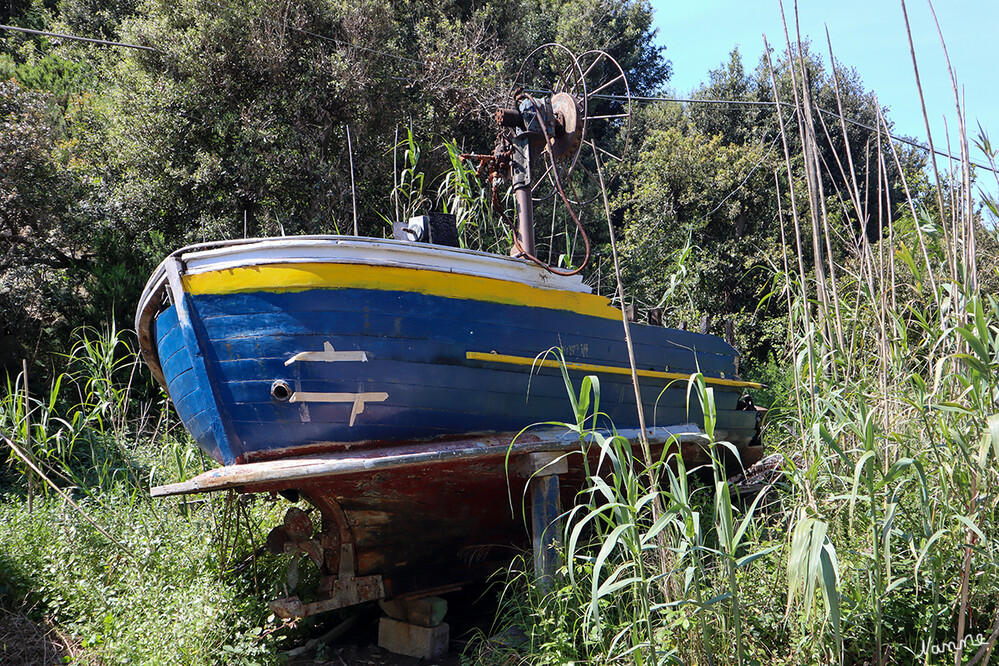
<box><xmin>650</xmin><ymin>0</ymin><xmax>998</xmax><ymax>177</ymax></box>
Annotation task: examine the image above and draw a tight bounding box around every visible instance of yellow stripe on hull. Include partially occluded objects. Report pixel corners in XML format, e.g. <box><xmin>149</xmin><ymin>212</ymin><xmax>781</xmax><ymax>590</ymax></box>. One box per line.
<box><xmin>465</xmin><ymin>351</ymin><xmax>763</xmax><ymax>389</ymax></box>
<box><xmin>182</xmin><ymin>263</ymin><xmax>621</xmax><ymax>320</ymax></box>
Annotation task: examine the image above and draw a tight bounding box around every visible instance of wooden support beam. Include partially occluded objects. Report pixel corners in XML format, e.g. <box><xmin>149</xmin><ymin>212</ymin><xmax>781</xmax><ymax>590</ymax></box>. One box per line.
<box><xmin>530</xmin><ymin>474</ymin><xmax>561</xmax><ymax>588</ymax></box>
<box><xmin>516</xmin><ymin>451</ymin><xmax>569</xmax><ymax>477</ymax></box>
<box><xmin>268</xmin><ymin>574</ymin><xmax>384</xmax><ymax>618</ymax></box>
<box><xmin>378</xmin><ymin>617</ymin><xmax>449</xmax><ymax>659</ymax></box>
<box><xmin>522</xmin><ymin>452</ymin><xmax>566</xmax><ymax>589</ymax></box>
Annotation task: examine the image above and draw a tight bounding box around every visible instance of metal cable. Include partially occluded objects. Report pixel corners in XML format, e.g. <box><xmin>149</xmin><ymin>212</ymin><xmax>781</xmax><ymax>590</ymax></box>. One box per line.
<box><xmin>0</xmin><ymin>23</ymin><xmax>160</xmax><ymax>52</ymax></box>
<box><xmin>588</xmin><ymin>91</ymin><xmax>996</xmax><ymax>173</ymax></box>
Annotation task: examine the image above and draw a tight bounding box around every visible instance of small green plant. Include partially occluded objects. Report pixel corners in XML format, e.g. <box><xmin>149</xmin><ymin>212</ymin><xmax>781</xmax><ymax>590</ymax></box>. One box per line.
<box><xmin>384</xmin><ymin>129</ymin><xmax>515</xmax><ymax>253</ymax></box>
<box><xmin>394</xmin><ymin>126</ymin><xmax>431</xmax><ymax>224</ymax></box>
<box><xmin>0</xmin><ymin>325</ymin><xmax>292</xmax><ymax>665</ymax></box>
<box><xmin>437</xmin><ymin>139</ymin><xmax>511</xmax><ymax>252</ymax></box>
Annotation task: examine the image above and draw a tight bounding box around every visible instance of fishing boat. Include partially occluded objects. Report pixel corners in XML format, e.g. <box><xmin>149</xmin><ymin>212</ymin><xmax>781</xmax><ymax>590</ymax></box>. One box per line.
<box><xmin>137</xmin><ymin>45</ymin><xmax>765</xmax><ymax>617</ymax></box>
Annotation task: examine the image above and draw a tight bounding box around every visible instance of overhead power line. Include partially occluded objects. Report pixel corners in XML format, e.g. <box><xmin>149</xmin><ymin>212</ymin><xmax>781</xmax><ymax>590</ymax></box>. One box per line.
<box><xmin>616</xmin><ymin>94</ymin><xmax>778</xmax><ymax>108</ymax></box>
<box><xmin>591</xmin><ymin>93</ymin><xmax>994</xmax><ymax>173</ymax></box>
<box><xmin>4</xmin><ymin>20</ymin><xmax>991</xmax><ymax>174</ymax></box>
<box><xmin>0</xmin><ymin>23</ymin><xmax>160</xmax><ymax>52</ymax></box>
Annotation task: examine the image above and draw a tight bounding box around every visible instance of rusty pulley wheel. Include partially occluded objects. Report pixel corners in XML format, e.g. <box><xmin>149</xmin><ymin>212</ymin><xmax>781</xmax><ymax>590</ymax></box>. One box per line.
<box><xmin>564</xmin><ymin>49</ymin><xmax>633</xmax><ymax>206</ymax></box>
<box><xmin>509</xmin><ymin>43</ymin><xmax>588</xmax><ymax>203</ymax></box>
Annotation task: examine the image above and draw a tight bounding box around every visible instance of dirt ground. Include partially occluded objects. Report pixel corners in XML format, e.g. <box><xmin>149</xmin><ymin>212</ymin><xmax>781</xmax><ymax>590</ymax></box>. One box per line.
<box><xmin>294</xmin><ymin>642</ymin><xmax>464</xmax><ymax>666</ymax></box>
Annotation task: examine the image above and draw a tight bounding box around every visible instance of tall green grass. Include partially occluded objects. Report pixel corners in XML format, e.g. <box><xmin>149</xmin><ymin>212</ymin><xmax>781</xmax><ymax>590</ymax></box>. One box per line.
<box><xmin>479</xmin><ymin>359</ymin><xmax>782</xmax><ymax>665</ymax></box>
<box><xmin>477</xmin><ymin>16</ymin><xmax>999</xmax><ymax>666</ymax></box>
<box><xmin>383</xmin><ymin>127</ymin><xmax>515</xmax><ymax>254</ymax></box>
<box><xmin>0</xmin><ymin>326</ymin><xmax>291</xmax><ymax>665</ymax></box>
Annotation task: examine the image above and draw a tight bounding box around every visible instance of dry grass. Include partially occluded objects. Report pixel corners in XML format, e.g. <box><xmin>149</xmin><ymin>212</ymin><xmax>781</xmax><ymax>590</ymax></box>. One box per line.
<box><xmin>0</xmin><ymin>601</ymin><xmax>96</xmax><ymax>666</ymax></box>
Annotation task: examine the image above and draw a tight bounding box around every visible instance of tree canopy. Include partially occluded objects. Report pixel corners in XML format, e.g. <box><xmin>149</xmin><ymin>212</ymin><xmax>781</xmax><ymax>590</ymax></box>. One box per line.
<box><xmin>0</xmin><ymin>0</ymin><xmax>947</xmax><ymax>378</ymax></box>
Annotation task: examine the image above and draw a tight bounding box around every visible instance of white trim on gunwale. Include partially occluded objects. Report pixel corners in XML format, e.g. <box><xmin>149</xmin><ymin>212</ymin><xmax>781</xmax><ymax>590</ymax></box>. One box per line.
<box><xmin>179</xmin><ymin>236</ymin><xmax>592</xmax><ymax>293</ymax></box>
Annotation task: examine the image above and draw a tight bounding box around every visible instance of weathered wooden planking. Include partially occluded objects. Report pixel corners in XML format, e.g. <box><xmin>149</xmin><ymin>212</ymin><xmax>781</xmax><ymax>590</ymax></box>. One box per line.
<box><xmin>188</xmin><ymin>290</ymin><xmax>739</xmax><ymax>373</ymax></box>
<box><xmin>150</xmin><ymin>426</ymin><xmax>708</xmax><ymax>498</ymax></box>
<box><xmin>137</xmin><ymin>236</ymin><xmax>756</xmax><ymax>465</ymax></box>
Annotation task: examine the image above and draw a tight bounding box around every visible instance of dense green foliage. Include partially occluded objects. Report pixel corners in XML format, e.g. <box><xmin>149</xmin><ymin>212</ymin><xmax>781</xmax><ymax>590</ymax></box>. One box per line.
<box><xmin>4</xmin><ymin>0</ymin><xmax>999</xmax><ymax>664</ymax></box>
<box><xmin>0</xmin><ymin>326</ymin><xmax>295</xmax><ymax>664</ymax></box>
<box><xmin>618</xmin><ymin>44</ymin><xmax>930</xmax><ymax>372</ymax></box>
<box><xmin>0</xmin><ymin>0</ymin><xmax>668</xmax><ymax>372</ymax></box>
<box><xmin>0</xmin><ymin>494</ymin><xmax>286</xmax><ymax>664</ymax></box>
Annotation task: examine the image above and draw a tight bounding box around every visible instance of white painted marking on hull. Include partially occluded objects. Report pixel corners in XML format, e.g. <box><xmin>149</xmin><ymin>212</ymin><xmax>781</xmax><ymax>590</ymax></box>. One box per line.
<box><xmin>289</xmin><ymin>391</ymin><xmax>390</xmax><ymax>426</ymax></box>
<box><xmin>284</xmin><ymin>341</ymin><xmax>369</xmax><ymax>366</ymax></box>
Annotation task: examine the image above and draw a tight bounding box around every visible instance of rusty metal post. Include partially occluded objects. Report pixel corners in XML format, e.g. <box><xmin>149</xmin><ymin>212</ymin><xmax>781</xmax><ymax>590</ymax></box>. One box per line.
<box><xmin>497</xmin><ymin>97</ymin><xmax>545</xmax><ymax>259</ymax></box>
<box><xmin>508</xmin><ymin>116</ymin><xmax>537</xmax><ymax>259</ymax></box>
<box><xmin>513</xmin><ymin>186</ymin><xmax>535</xmax><ymax>257</ymax></box>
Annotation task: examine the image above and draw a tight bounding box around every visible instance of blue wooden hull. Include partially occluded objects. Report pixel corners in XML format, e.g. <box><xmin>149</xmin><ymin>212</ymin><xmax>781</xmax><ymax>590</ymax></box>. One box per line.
<box><xmin>138</xmin><ymin>238</ymin><xmax>759</xmax><ymax>465</ymax></box>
